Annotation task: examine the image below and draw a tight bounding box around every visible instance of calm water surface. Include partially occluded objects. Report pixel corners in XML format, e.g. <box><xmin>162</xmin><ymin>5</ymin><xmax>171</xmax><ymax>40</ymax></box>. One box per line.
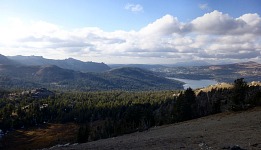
<box><xmin>169</xmin><ymin>78</ymin><xmax>218</xmax><ymax>89</ymax></box>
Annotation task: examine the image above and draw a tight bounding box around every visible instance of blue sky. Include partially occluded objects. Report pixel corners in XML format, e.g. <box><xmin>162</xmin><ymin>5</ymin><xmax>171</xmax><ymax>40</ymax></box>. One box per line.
<box><xmin>1</xmin><ymin>0</ymin><xmax>260</xmax><ymax>30</ymax></box>
<box><xmin>0</xmin><ymin>0</ymin><xmax>261</xmax><ymax>64</ymax></box>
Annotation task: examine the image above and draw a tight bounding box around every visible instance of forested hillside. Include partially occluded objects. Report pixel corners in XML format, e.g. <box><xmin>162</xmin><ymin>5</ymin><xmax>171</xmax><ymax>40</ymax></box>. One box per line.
<box><xmin>1</xmin><ymin>79</ymin><xmax>260</xmax><ymax>149</ymax></box>
<box><xmin>0</xmin><ymin>54</ymin><xmax>183</xmax><ymax>91</ymax></box>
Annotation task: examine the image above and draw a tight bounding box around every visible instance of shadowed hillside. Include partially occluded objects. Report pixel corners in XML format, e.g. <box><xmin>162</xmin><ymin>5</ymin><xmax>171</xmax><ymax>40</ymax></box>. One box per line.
<box><xmin>8</xmin><ymin>55</ymin><xmax>111</xmax><ymax>73</ymax></box>
<box><xmin>53</xmin><ymin>107</ymin><xmax>261</xmax><ymax>150</ymax></box>
<box><xmin>0</xmin><ymin>62</ymin><xmax>183</xmax><ymax>91</ymax></box>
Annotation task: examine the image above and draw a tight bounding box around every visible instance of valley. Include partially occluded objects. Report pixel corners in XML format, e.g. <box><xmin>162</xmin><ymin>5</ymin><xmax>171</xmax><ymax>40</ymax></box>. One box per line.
<box><xmin>1</xmin><ymin>1</ymin><xmax>261</xmax><ymax>150</ymax></box>
<box><xmin>146</xmin><ymin>61</ymin><xmax>261</xmax><ymax>83</ymax></box>
<box><xmin>0</xmin><ymin>54</ymin><xmax>261</xmax><ymax>150</ymax></box>
<box><xmin>0</xmin><ymin>54</ymin><xmax>184</xmax><ymax>91</ymax></box>
<box><xmin>1</xmin><ymin>54</ymin><xmax>261</xmax><ymax>91</ymax></box>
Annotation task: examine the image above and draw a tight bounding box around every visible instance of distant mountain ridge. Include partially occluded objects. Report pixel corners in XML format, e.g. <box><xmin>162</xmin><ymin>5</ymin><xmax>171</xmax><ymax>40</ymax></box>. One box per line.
<box><xmin>1</xmin><ymin>54</ymin><xmax>260</xmax><ymax>90</ymax></box>
<box><xmin>7</xmin><ymin>55</ymin><xmax>110</xmax><ymax>72</ymax></box>
<box><xmin>0</xmin><ymin>55</ymin><xmax>184</xmax><ymax>91</ymax></box>
<box><xmin>152</xmin><ymin>61</ymin><xmax>261</xmax><ymax>82</ymax></box>
<box><xmin>170</xmin><ymin>60</ymin><xmax>211</xmax><ymax>67</ymax></box>
<box><xmin>0</xmin><ymin>54</ymin><xmax>19</xmax><ymax>66</ymax></box>
<box><xmin>108</xmin><ymin>60</ymin><xmax>211</xmax><ymax>69</ymax></box>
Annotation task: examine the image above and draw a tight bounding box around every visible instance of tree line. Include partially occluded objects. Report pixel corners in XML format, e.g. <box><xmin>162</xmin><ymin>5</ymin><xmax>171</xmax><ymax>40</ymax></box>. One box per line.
<box><xmin>0</xmin><ymin>78</ymin><xmax>260</xmax><ymax>143</ymax></box>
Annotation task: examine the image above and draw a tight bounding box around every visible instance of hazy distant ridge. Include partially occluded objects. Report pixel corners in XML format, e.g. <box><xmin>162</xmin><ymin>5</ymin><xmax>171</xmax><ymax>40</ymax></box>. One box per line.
<box><xmin>8</xmin><ymin>55</ymin><xmax>110</xmax><ymax>73</ymax></box>
<box><xmin>0</xmin><ymin>54</ymin><xmax>183</xmax><ymax>91</ymax></box>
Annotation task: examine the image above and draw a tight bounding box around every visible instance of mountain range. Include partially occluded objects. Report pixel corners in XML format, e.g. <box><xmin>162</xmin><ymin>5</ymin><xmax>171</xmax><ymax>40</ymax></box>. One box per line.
<box><xmin>7</xmin><ymin>55</ymin><xmax>110</xmax><ymax>73</ymax></box>
<box><xmin>0</xmin><ymin>54</ymin><xmax>183</xmax><ymax>91</ymax></box>
<box><xmin>1</xmin><ymin>54</ymin><xmax>261</xmax><ymax>91</ymax></box>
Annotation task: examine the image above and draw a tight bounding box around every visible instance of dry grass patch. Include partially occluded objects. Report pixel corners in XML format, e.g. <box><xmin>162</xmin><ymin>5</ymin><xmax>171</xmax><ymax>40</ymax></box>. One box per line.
<box><xmin>4</xmin><ymin>123</ymin><xmax>79</xmax><ymax>150</ymax></box>
<box><xmin>195</xmin><ymin>82</ymin><xmax>233</xmax><ymax>94</ymax></box>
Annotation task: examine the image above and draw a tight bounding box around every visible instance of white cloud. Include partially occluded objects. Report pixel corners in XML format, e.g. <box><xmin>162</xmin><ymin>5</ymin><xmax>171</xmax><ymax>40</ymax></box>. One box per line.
<box><xmin>237</xmin><ymin>13</ymin><xmax>261</xmax><ymax>34</ymax></box>
<box><xmin>125</xmin><ymin>3</ymin><xmax>143</xmax><ymax>13</ymax></box>
<box><xmin>139</xmin><ymin>14</ymin><xmax>185</xmax><ymax>36</ymax></box>
<box><xmin>191</xmin><ymin>11</ymin><xmax>240</xmax><ymax>34</ymax></box>
<box><xmin>0</xmin><ymin>10</ymin><xmax>261</xmax><ymax>64</ymax></box>
<box><xmin>191</xmin><ymin>11</ymin><xmax>261</xmax><ymax>35</ymax></box>
<box><xmin>199</xmin><ymin>3</ymin><xmax>211</xmax><ymax>11</ymax></box>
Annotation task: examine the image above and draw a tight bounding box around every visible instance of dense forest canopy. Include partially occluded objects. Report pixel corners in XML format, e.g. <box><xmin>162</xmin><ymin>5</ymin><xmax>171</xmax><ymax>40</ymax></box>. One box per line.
<box><xmin>0</xmin><ymin>79</ymin><xmax>260</xmax><ymax>143</ymax></box>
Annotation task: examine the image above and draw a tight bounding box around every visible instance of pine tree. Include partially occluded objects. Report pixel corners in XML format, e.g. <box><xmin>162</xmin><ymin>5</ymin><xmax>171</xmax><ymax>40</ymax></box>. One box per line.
<box><xmin>231</xmin><ymin>78</ymin><xmax>248</xmax><ymax>111</ymax></box>
<box><xmin>175</xmin><ymin>88</ymin><xmax>196</xmax><ymax>121</ymax></box>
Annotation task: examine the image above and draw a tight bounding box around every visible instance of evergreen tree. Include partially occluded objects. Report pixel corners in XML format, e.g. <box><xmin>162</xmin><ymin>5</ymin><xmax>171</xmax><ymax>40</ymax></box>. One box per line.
<box><xmin>231</xmin><ymin>78</ymin><xmax>248</xmax><ymax>111</ymax></box>
<box><xmin>176</xmin><ymin>88</ymin><xmax>196</xmax><ymax>121</ymax></box>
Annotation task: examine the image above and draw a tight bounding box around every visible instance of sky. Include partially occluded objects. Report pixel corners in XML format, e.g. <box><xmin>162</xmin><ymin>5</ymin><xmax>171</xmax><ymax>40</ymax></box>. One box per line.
<box><xmin>0</xmin><ymin>0</ymin><xmax>261</xmax><ymax>64</ymax></box>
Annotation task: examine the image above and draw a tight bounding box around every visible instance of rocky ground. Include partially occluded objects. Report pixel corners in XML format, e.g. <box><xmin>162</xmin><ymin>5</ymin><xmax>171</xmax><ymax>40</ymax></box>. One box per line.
<box><xmin>51</xmin><ymin>107</ymin><xmax>261</xmax><ymax>150</ymax></box>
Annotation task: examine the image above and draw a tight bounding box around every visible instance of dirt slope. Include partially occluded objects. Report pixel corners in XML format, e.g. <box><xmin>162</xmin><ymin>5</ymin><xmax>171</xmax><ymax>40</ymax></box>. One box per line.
<box><xmin>52</xmin><ymin>107</ymin><xmax>261</xmax><ymax>150</ymax></box>
<box><xmin>4</xmin><ymin>123</ymin><xmax>79</xmax><ymax>150</ymax></box>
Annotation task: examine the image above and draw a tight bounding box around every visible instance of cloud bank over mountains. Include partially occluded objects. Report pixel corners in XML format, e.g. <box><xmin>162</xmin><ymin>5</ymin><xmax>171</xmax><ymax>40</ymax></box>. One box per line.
<box><xmin>0</xmin><ymin>10</ymin><xmax>260</xmax><ymax>64</ymax></box>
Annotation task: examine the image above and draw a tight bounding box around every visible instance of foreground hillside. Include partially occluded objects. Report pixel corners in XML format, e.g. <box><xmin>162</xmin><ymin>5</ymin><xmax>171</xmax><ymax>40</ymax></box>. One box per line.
<box><xmin>1</xmin><ymin>79</ymin><xmax>260</xmax><ymax>149</ymax></box>
<box><xmin>52</xmin><ymin>107</ymin><xmax>261</xmax><ymax>150</ymax></box>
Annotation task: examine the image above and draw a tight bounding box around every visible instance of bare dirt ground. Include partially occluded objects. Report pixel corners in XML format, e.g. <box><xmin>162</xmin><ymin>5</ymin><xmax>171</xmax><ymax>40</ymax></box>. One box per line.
<box><xmin>52</xmin><ymin>107</ymin><xmax>261</xmax><ymax>150</ymax></box>
<box><xmin>4</xmin><ymin>123</ymin><xmax>79</xmax><ymax>150</ymax></box>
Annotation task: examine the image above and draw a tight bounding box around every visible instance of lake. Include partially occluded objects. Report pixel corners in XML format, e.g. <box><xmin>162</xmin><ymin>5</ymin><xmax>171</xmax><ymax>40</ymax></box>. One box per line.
<box><xmin>168</xmin><ymin>77</ymin><xmax>218</xmax><ymax>89</ymax></box>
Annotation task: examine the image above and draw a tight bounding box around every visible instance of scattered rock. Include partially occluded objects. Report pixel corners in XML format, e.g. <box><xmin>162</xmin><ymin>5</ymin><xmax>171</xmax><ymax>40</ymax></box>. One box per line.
<box><xmin>199</xmin><ymin>142</ymin><xmax>212</xmax><ymax>149</ymax></box>
<box><xmin>230</xmin><ymin>145</ymin><xmax>246</xmax><ymax>150</ymax></box>
<box><xmin>251</xmin><ymin>143</ymin><xmax>261</xmax><ymax>148</ymax></box>
<box><xmin>23</xmin><ymin>88</ymin><xmax>55</xmax><ymax>99</ymax></box>
<box><xmin>222</xmin><ymin>145</ymin><xmax>246</xmax><ymax>150</ymax></box>
<box><xmin>222</xmin><ymin>145</ymin><xmax>230</xmax><ymax>149</ymax></box>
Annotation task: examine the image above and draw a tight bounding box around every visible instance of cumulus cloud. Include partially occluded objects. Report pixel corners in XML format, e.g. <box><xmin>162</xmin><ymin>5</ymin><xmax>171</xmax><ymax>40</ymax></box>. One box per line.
<box><xmin>191</xmin><ymin>11</ymin><xmax>241</xmax><ymax>34</ymax></box>
<box><xmin>139</xmin><ymin>14</ymin><xmax>188</xmax><ymax>36</ymax></box>
<box><xmin>0</xmin><ymin>10</ymin><xmax>261</xmax><ymax>64</ymax></box>
<box><xmin>125</xmin><ymin>3</ymin><xmax>143</xmax><ymax>13</ymax></box>
<box><xmin>191</xmin><ymin>11</ymin><xmax>261</xmax><ymax>35</ymax></box>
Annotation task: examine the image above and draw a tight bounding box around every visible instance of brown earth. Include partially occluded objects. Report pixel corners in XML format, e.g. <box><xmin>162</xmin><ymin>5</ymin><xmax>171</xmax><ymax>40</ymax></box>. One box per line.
<box><xmin>52</xmin><ymin>107</ymin><xmax>261</xmax><ymax>150</ymax></box>
<box><xmin>4</xmin><ymin>123</ymin><xmax>79</xmax><ymax>150</ymax></box>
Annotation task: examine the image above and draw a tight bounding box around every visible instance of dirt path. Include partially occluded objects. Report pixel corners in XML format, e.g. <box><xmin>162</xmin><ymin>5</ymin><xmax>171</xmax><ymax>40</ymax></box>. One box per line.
<box><xmin>52</xmin><ymin>107</ymin><xmax>261</xmax><ymax>150</ymax></box>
